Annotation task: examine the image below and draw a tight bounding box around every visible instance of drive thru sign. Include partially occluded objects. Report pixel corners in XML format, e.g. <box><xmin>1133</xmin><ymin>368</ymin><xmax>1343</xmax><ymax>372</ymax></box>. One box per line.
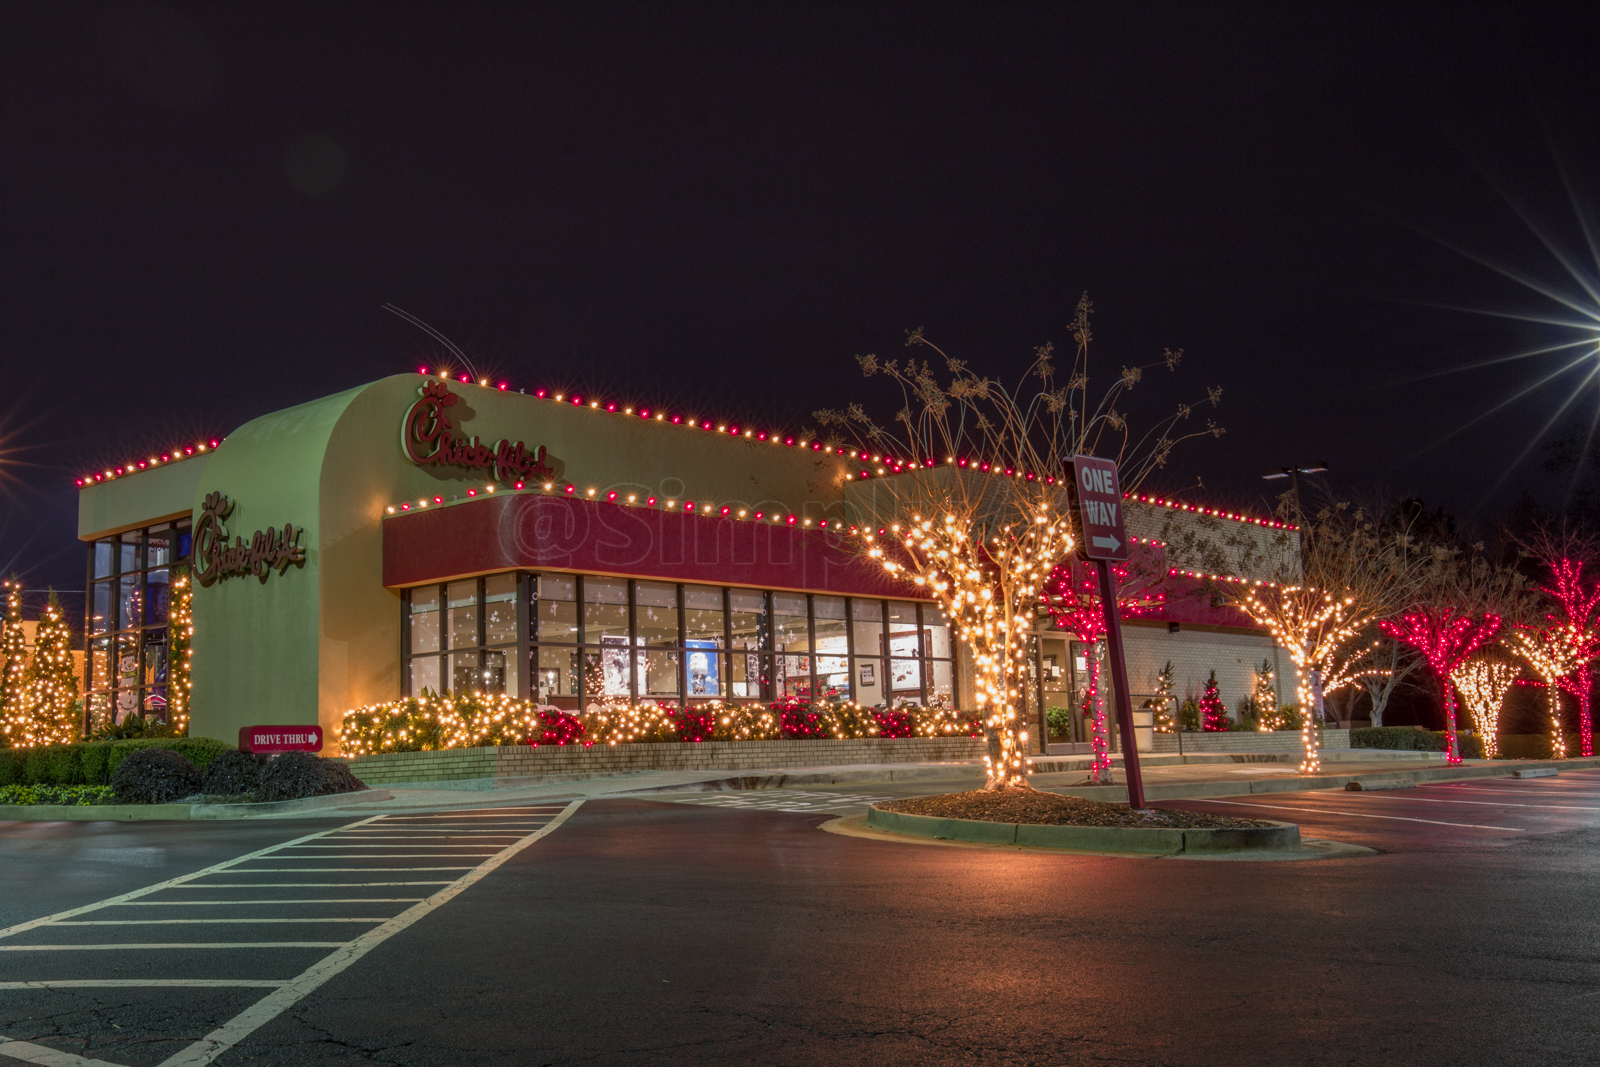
<box><xmin>1072</xmin><ymin>455</ymin><xmax>1130</xmax><ymax>561</ymax></box>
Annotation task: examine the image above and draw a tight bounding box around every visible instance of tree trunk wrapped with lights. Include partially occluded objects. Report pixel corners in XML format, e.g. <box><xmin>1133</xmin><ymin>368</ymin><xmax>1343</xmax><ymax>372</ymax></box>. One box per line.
<box><xmin>818</xmin><ymin>295</ymin><xmax>1223</xmax><ymax>791</ymax></box>
<box><xmin>166</xmin><ymin>566</ymin><xmax>194</xmax><ymax>735</ymax></box>
<box><xmin>1451</xmin><ymin>657</ymin><xmax>1519</xmax><ymax>759</ymax></box>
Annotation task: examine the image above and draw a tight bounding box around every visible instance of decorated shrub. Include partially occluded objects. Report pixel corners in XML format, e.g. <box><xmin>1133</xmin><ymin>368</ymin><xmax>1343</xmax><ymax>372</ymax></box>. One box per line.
<box><xmin>341</xmin><ymin>692</ymin><xmax>982</xmax><ymax>754</ymax></box>
<box><xmin>111</xmin><ymin>748</ymin><xmax>202</xmax><ymax>804</ymax></box>
<box><xmin>257</xmin><ymin>752</ymin><xmax>365</xmax><ymax>803</ymax></box>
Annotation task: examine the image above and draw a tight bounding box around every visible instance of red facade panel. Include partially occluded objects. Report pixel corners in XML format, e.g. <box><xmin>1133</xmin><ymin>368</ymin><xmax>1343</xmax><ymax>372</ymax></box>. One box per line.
<box><xmin>382</xmin><ymin>493</ymin><xmax>910</xmax><ymax>596</ymax></box>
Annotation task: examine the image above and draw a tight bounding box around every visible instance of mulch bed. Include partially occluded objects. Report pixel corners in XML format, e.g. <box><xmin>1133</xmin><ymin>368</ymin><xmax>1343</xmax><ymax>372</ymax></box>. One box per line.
<box><xmin>879</xmin><ymin>789</ymin><xmax>1276</xmax><ymax>829</ymax></box>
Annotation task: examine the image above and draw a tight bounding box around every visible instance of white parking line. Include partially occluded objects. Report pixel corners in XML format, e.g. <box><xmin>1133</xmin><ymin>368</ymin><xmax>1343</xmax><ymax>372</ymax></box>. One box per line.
<box><xmin>52</xmin><ymin>918</ymin><xmax>392</xmax><ymax>925</ymax></box>
<box><xmin>0</xmin><ymin>943</ymin><xmax>348</xmax><ymax>951</ymax></box>
<box><xmin>1185</xmin><ymin>798</ymin><xmax>1526</xmax><ymax>831</ymax></box>
<box><xmin>119</xmin><ymin>899</ymin><xmax>423</xmax><ymax>906</ymax></box>
<box><xmin>172</xmin><ymin>882</ymin><xmax>452</xmax><ymax>888</ymax></box>
<box><xmin>1347</xmin><ymin>795</ymin><xmax>1600</xmax><ymax>811</ymax></box>
<box><xmin>0</xmin><ymin>981</ymin><xmax>284</xmax><ymax>989</ymax></box>
<box><xmin>0</xmin><ymin>1034</ymin><xmax>128</xmax><ymax>1067</ymax></box>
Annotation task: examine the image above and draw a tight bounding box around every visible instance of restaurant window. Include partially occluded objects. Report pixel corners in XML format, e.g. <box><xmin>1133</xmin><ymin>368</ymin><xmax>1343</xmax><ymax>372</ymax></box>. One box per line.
<box><xmin>83</xmin><ymin>519</ymin><xmax>192</xmax><ymax>734</ymax></box>
<box><xmin>402</xmin><ymin>573</ymin><xmax>529</xmax><ymax>700</ymax></box>
<box><xmin>401</xmin><ymin>572</ymin><xmax>958</xmax><ymax>711</ymax></box>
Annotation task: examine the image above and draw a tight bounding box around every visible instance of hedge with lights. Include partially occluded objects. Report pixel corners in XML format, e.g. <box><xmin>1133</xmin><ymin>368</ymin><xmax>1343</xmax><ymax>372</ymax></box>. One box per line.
<box><xmin>338</xmin><ymin>692</ymin><xmax>982</xmax><ymax>755</ymax></box>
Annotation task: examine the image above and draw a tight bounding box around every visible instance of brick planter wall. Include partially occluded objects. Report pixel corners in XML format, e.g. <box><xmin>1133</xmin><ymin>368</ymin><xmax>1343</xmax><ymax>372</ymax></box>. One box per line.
<box><xmin>1151</xmin><ymin>729</ymin><xmax>1350</xmax><ymax>754</ymax></box>
<box><xmin>348</xmin><ymin>736</ymin><xmax>988</xmax><ymax>785</ymax></box>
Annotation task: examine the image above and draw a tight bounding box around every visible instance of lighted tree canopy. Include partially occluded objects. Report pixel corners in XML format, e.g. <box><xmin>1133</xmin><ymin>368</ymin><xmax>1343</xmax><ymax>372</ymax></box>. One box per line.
<box><xmin>817</xmin><ymin>295</ymin><xmax>1223</xmax><ymax>791</ymax></box>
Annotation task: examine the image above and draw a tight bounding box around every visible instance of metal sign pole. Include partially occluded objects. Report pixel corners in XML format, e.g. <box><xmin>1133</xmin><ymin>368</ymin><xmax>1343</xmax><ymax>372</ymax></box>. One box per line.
<box><xmin>1095</xmin><ymin>558</ymin><xmax>1147</xmax><ymax>810</ymax></box>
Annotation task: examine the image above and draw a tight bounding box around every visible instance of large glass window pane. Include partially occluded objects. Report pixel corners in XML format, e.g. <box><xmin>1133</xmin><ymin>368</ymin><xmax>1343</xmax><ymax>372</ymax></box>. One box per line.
<box><xmin>535</xmin><ymin>574</ymin><xmax>578</xmax><ymax>642</ymax></box>
<box><xmin>174</xmin><ymin>520</ymin><xmax>192</xmax><ymax>563</ymax></box>
<box><xmin>88</xmin><ymin>636</ymin><xmax>110</xmax><ymax>689</ymax></box>
<box><xmin>643</xmin><ymin>649</ymin><xmax>681</xmax><ymax>700</ymax></box>
<box><xmin>146</xmin><ymin>525</ymin><xmax>173</xmax><ymax>568</ymax></box>
<box><xmin>481</xmin><ymin>649</ymin><xmax>509</xmax><ymax>694</ymax></box>
<box><xmin>728</xmin><ymin>589</ymin><xmax>767</xmax><ymax>653</ymax></box>
<box><xmin>813</xmin><ymin>596</ymin><xmax>849</xmax><ymax>702</ymax></box>
<box><xmin>635</xmin><ymin>581</ymin><xmax>679</xmax><ymax>647</ymax></box>
<box><xmin>449</xmin><ymin>650</ymin><xmax>480</xmax><ymax>694</ymax></box>
<box><xmin>851</xmin><ymin>599</ymin><xmax>885</xmax><ymax>706</ymax></box>
<box><xmin>117</xmin><ymin>575</ymin><xmax>140</xmax><ymax>631</ymax></box>
<box><xmin>484</xmin><ymin>574</ymin><xmax>518</xmax><ymax>645</ymax></box>
<box><xmin>731</xmin><ymin>652</ymin><xmax>772</xmax><ymax>700</ymax></box>
<box><xmin>114</xmin><ymin>633</ymin><xmax>140</xmax><ymax>724</ymax></box>
<box><xmin>409</xmin><ymin>586</ymin><xmax>441</xmax><ymax>653</ymax></box>
<box><xmin>925</xmin><ymin>612</ymin><xmax>953</xmax><ymax>660</ymax></box>
<box><xmin>683</xmin><ymin>585</ymin><xmax>725</xmax><ymax>647</ymax></box>
<box><xmin>887</xmin><ymin>602</ymin><xmax>921</xmax><ymax>658</ymax></box>
<box><xmin>119</xmin><ymin>532</ymin><xmax>140</xmax><ymax>574</ymax></box>
<box><xmin>773</xmin><ymin>594</ymin><xmax>811</xmax><ymax>699</ymax></box>
<box><xmin>87</xmin><ymin>691</ymin><xmax>113</xmax><ymax>735</ymax></box>
<box><xmin>888</xmin><ymin>656</ymin><xmax>923</xmax><ymax>705</ymax></box>
<box><xmin>90</xmin><ymin>582</ymin><xmax>111</xmax><ymax>635</ymax></box>
<box><xmin>687</xmin><ymin>648</ymin><xmax>722</xmax><ymax>698</ymax></box>
<box><xmin>583</xmin><ymin>578</ymin><xmax>629</xmax><ymax>645</ymax></box>
<box><xmin>93</xmin><ymin>541</ymin><xmax>114</xmax><ymax>579</ymax></box>
<box><xmin>409</xmin><ymin>655</ymin><xmax>441</xmax><ymax>697</ymax></box>
<box><xmin>144</xmin><ymin>569</ymin><xmax>170</xmax><ymax>626</ymax></box>
<box><xmin>535</xmin><ymin>646</ymin><xmax>580</xmax><ymax>705</ymax></box>
<box><xmin>586</xmin><ymin>645</ymin><xmax>633</xmax><ymax>700</ymax></box>
<box><xmin>448</xmin><ymin>580</ymin><xmax>479</xmax><ymax>651</ymax></box>
<box><xmin>928</xmin><ymin>659</ymin><xmax>955</xmax><ymax>709</ymax></box>
<box><xmin>852</xmin><ymin>656</ymin><xmax>885</xmax><ymax>706</ymax></box>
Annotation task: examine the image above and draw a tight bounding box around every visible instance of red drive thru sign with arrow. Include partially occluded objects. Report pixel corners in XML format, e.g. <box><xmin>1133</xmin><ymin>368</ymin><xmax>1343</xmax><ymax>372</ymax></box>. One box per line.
<box><xmin>1071</xmin><ymin>455</ymin><xmax>1129</xmax><ymax>561</ymax></box>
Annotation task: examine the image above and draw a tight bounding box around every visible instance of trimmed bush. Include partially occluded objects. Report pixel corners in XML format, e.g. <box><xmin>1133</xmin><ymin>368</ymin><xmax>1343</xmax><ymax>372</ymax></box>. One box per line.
<box><xmin>112</xmin><ymin>748</ymin><xmax>202</xmax><ymax>804</ymax></box>
<box><xmin>201</xmin><ymin>749</ymin><xmax>268</xmax><ymax>796</ymax></box>
<box><xmin>257</xmin><ymin>752</ymin><xmax>365</xmax><ymax>803</ymax></box>
<box><xmin>0</xmin><ymin>784</ymin><xmax>114</xmax><ymax>806</ymax></box>
<box><xmin>1352</xmin><ymin>727</ymin><xmax>1486</xmax><ymax>758</ymax></box>
<box><xmin>1</xmin><ymin>738</ymin><xmax>231</xmax><ymax>787</ymax></box>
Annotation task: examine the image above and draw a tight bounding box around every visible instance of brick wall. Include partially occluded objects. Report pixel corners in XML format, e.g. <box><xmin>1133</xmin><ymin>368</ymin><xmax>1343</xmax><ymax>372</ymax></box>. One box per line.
<box><xmin>348</xmin><ymin>736</ymin><xmax>987</xmax><ymax>784</ymax></box>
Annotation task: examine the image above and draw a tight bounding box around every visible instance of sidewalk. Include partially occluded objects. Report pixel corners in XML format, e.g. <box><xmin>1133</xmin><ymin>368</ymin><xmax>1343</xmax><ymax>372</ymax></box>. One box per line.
<box><xmin>281</xmin><ymin>750</ymin><xmax>1600</xmax><ymax>818</ymax></box>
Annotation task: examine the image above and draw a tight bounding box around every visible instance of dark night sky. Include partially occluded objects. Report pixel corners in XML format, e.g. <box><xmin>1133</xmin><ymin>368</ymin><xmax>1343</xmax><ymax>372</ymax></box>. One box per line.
<box><xmin>5</xmin><ymin>1</ymin><xmax>1600</xmax><ymax>599</ymax></box>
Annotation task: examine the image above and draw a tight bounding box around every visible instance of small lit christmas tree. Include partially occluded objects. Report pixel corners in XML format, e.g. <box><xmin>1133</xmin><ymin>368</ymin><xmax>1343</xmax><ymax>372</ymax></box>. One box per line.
<box><xmin>1253</xmin><ymin>659</ymin><xmax>1284</xmax><ymax>731</ymax></box>
<box><xmin>166</xmin><ymin>567</ymin><xmax>193</xmax><ymax>735</ymax></box>
<box><xmin>1153</xmin><ymin>660</ymin><xmax>1177</xmax><ymax>733</ymax></box>
<box><xmin>0</xmin><ymin>579</ymin><xmax>29</xmax><ymax>747</ymax></box>
<box><xmin>1199</xmin><ymin>670</ymin><xmax>1229</xmax><ymax>731</ymax></box>
<box><xmin>22</xmin><ymin>591</ymin><xmax>80</xmax><ymax>745</ymax></box>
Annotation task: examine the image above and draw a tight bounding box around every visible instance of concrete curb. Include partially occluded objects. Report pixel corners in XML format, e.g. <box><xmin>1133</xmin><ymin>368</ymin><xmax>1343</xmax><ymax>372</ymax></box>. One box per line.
<box><xmin>0</xmin><ymin>789</ymin><xmax>392</xmax><ymax>822</ymax></box>
<box><xmin>865</xmin><ymin>803</ymin><xmax>1300</xmax><ymax>855</ymax></box>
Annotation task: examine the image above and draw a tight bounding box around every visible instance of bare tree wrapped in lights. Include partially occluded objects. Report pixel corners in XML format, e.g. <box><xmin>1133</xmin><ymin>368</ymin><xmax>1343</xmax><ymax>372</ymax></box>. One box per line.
<box><xmin>1514</xmin><ymin>528</ymin><xmax>1600</xmax><ymax>757</ymax></box>
<box><xmin>1379</xmin><ymin>549</ymin><xmax>1528</xmax><ymax>765</ymax></box>
<box><xmin>1169</xmin><ymin>501</ymin><xmax>1434</xmax><ymax>774</ymax></box>
<box><xmin>817</xmin><ymin>295</ymin><xmax>1222</xmax><ymax>790</ymax></box>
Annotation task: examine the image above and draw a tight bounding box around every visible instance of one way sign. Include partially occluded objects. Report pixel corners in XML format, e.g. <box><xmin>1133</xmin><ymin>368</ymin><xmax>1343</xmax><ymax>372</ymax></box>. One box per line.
<box><xmin>1071</xmin><ymin>454</ymin><xmax>1130</xmax><ymax>561</ymax></box>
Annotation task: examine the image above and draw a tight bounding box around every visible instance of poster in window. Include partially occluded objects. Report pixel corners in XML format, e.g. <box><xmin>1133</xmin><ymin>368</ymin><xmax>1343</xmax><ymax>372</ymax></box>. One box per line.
<box><xmin>858</xmin><ymin>662</ymin><xmax>875</xmax><ymax>686</ymax></box>
<box><xmin>686</xmin><ymin>640</ymin><xmax>720</xmax><ymax>696</ymax></box>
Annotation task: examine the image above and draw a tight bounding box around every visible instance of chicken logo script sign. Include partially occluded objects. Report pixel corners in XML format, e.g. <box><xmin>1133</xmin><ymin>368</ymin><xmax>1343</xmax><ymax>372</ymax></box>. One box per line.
<box><xmin>1071</xmin><ymin>455</ymin><xmax>1130</xmax><ymax>561</ymax></box>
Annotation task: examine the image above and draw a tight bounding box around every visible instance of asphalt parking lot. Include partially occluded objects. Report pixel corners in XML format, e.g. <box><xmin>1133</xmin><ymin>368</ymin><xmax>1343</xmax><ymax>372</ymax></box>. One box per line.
<box><xmin>2</xmin><ymin>771</ymin><xmax>1598</xmax><ymax>1066</ymax></box>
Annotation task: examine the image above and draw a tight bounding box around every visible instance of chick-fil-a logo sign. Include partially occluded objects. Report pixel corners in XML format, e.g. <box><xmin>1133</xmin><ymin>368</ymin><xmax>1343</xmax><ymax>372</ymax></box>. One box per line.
<box><xmin>402</xmin><ymin>380</ymin><xmax>557</xmax><ymax>483</ymax></box>
<box><xmin>192</xmin><ymin>492</ymin><xmax>307</xmax><ymax>586</ymax></box>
